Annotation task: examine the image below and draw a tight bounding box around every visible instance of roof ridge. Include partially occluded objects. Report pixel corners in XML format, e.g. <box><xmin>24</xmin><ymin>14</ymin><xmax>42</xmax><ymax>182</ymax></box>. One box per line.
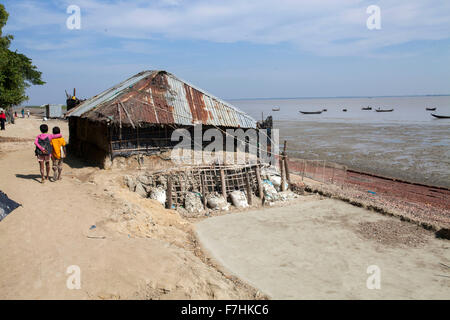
<box><xmin>66</xmin><ymin>70</ymin><xmax>256</xmax><ymax>128</ymax></box>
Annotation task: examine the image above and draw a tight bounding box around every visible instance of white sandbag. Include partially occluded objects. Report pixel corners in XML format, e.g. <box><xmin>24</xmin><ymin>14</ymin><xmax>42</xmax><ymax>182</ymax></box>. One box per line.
<box><xmin>269</xmin><ymin>175</ymin><xmax>281</xmax><ymax>188</ymax></box>
<box><xmin>262</xmin><ymin>180</ymin><xmax>279</xmax><ymax>202</ymax></box>
<box><xmin>148</xmin><ymin>186</ymin><xmax>166</xmax><ymax>205</ymax></box>
<box><xmin>230</xmin><ymin>190</ymin><xmax>249</xmax><ymax>208</ymax></box>
<box><xmin>135</xmin><ymin>182</ymin><xmax>148</xmax><ymax>198</ymax></box>
<box><xmin>261</xmin><ymin>166</ymin><xmax>280</xmax><ymax>179</ymax></box>
<box><xmin>206</xmin><ymin>194</ymin><xmax>230</xmax><ymax>211</ymax></box>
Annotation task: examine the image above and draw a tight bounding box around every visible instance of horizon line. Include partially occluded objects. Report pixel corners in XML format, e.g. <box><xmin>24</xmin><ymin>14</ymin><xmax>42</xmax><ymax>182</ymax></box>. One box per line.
<box><xmin>226</xmin><ymin>94</ymin><xmax>450</xmax><ymax>101</ymax></box>
<box><xmin>21</xmin><ymin>93</ymin><xmax>450</xmax><ymax>107</ymax></box>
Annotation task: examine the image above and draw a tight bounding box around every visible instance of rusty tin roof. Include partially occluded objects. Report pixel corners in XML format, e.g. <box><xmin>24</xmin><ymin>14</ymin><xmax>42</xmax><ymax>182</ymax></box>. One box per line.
<box><xmin>66</xmin><ymin>70</ymin><xmax>256</xmax><ymax>128</ymax></box>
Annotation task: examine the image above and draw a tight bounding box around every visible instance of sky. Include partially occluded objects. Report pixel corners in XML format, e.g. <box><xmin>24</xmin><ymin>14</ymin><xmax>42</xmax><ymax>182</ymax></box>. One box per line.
<box><xmin>2</xmin><ymin>0</ymin><xmax>450</xmax><ymax>106</ymax></box>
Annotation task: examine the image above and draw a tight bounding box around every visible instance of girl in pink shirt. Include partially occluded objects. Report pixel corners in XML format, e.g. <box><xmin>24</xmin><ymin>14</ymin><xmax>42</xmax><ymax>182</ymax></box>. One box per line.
<box><xmin>35</xmin><ymin>124</ymin><xmax>61</xmax><ymax>183</ymax></box>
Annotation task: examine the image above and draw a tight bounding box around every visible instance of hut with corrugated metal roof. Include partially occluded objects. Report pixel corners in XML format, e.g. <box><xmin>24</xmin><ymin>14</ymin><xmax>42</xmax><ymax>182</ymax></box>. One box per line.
<box><xmin>65</xmin><ymin>70</ymin><xmax>258</xmax><ymax>167</ymax></box>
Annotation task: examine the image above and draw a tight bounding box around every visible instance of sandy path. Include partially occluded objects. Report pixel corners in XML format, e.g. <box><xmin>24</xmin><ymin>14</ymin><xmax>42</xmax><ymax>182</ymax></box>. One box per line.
<box><xmin>0</xmin><ymin>118</ymin><xmax>258</xmax><ymax>299</ymax></box>
<box><xmin>196</xmin><ymin>198</ymin><xmax>450</xmax><ymax>299</ymax></box>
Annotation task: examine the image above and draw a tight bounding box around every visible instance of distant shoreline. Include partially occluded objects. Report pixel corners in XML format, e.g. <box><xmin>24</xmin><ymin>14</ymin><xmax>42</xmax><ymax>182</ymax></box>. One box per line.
<box><xmin>227</xmin><ymin>94</ymin><xmax>450</xmax><ymax>101</ymax></box>
<box><xmin>20</xmin><ymin>94</ymin><xmax>450</xmax><ymax>108</ymax></box>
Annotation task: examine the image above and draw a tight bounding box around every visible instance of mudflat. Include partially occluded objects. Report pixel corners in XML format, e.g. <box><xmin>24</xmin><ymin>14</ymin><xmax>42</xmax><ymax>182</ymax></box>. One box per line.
<box><xmin>277</xmin><ymin>120</ymin><xmax>450</xmax><ymax>188</ymax></box>
<box><xmin>196</xmin><ymin>198</ymin><xmax>450</xmax><ymax>299</ymax></box>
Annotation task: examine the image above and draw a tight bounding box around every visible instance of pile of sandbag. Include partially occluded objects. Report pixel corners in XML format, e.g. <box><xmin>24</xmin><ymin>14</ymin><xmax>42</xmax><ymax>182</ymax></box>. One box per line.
<box><xmin>260</xmin><ymin>165</ymin><xmax>289</xmax><ymax>191</ymax></box>
<box><xmin>125</xmin><ymin>174</ymin><xmax>168</xmax><ymax>205</ymax></box>
<box><xmin>123</xmin><ymin>165</ymin><xmax>297</xmax><ymax>213</ymax></box>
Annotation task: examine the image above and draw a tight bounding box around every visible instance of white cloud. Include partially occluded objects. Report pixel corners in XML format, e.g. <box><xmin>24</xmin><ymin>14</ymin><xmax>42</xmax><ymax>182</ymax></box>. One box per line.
<box><xmin>3</xmin><ymin>1</ymin><xmax>64</xmax><ymax>30</ymax></box>
<box><xmin>5</xmin><ymin>0</ymin><xmax>450</xmax><ymax>56</ymax></box>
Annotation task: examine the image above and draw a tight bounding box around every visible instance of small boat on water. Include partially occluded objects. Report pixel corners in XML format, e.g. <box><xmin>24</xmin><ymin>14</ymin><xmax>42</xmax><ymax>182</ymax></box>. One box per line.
<box><xmin>299</xmin><ymin>110</ymin><xmax>322</xmax><ymax>115</ymax></box>
<box><xmin>431</xmin><ymin>113</ymin><xmax>450</xmax><ymax>119</ymax></box>
<box><xmin>426</xmin><ymin>107</ymin><xmax>436</xmax><ymax>111</ymax></box>
<box><xmin>375</xmin><ymin>108</ymin><xmax>394</xmax><ymax>112</ymax></box>
<box><xmin>322</xmin><ymin>109</ymin><xmax>327</xmax><ymax>112</ymax></box>
<box><xmin>362</xmin><ymin>106</ymin><xmax>372</xmax><ymax>110</ymax></box>
<box><xmin>342</xmin><ymin>108</ymin><xmax>347</xmax><ymax>112</ymax></box>
<box><xmin>272</xmin><ymin>107</ymin><xmax>280</xmax><ymax>111</ymax></box>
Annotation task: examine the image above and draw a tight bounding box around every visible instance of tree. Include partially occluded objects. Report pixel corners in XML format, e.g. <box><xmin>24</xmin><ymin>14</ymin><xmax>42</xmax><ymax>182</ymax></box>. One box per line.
<box><xmin>0</xmin><ymin>4</ymin><xmax>45</xmax><ymax>108</ymax></box>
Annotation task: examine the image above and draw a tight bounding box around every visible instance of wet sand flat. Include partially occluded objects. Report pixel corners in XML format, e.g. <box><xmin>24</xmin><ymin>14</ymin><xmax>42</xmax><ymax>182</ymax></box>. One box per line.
<box><xmin>196</xmin><ymin>198</ymin><xmax>450</xmax><ymax>299</ymax></box>
<box><xmin>277</xmin><ymin>121</ymin><xmax>450</xmax><ymax>188</ymax></box>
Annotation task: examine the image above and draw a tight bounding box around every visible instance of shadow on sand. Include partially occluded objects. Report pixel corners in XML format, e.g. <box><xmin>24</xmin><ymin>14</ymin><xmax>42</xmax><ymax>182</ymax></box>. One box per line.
<box><xmin>15</xmin><ymin>174</ymin><xmax>42</xmax><ymax>183</ymax></box>
<box><xmin>63</xmin><ymin>153</ymin><xmax>99</xmax><ymax>169</ymax></box>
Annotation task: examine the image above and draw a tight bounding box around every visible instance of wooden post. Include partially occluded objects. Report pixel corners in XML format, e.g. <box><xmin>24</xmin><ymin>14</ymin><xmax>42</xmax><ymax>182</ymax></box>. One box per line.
<box><xmin>200</xmin><ymin>174</ymin><xmax>207</xmax><ymax>209</ymax></box>
<box><xmin>331</xmin><ymin>165</ymin><xmax>335</xmax><ymax>184</ymax></box>
<box><xmin>322</xmin><ymin>160</ymin><xmax>326</xmax><ymax>184</ymax></box>
<box><xmin>302</xmin><ymin>159</ymin><xmax>305</xmax><ymax>181</ymax></box>
<box><xmin>284</xmin><ymin>157</ymin><xmax>290</xmax><ymax>190</ymax></box>
<box><xmin>220</xmin><ymin>169</ymin><xmax>227</xmax><ymax>199</ymax></box>
<box><xmin>342</xmin><ymin>166</ymin><xmax>347</xmax><ymax>190</ymax></box>
<box><xmin>314</xmin><ymin>160</ymin><xmax>318</xmax><ymax>181</ymax></box>
<box><xmin>279</xmin><ymin>154</ymin><xmax>286</xmax><ymax>192</ymax></box>
<box><xmin>255</xmin><ymin>166</ymin><xmax>264</xmax><ymax>201</ymax></box>
<box><xmin>117</xmin><ymin>103</ymin><xmax>122</xmax><ymax>140</ymax></box>
<box><xmin>166</xmin><ymin>175</ymin><xmax>173</xmax><ymax>209</ymax></box>
<box><xmin>245</xmin><ymin>172</ymin><xmax>252</xmax><ymax>206</ymax></box>
<box><xmin>282</xmin><ymin>141</ymin><xmax>290</xmax><ymax>190</ymax></box>
<box><xmin>108</xmin><ymin>126</ymin><xmax>113</xmax><ymax>161</ymax></box>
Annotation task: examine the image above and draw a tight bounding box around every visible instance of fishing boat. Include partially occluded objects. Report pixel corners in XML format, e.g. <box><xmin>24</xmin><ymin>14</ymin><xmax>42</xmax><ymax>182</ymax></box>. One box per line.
<box><xmin>362</xmin><ymin>106</ymin><xmax>372</xmax><ymax>110</ymax></box>
<box><xmin>375</xmin><ymin>108</ymin><xmax>394</xmax><ymax>112</ymax></box>
<box><xmin>272</xmin><ymin>107</ymin><xmax>280</xmax><ymax>111</ymax></box>
<box><xmin>431</xmin><ymin>113</ymin><xmax>450</xmax><ymax>119</ymax></box>
<box><xmin>342</xmin><ymin>108</ymin><xmax>347</xmax><ymax>112</ymax></box>
<box><xmin>426</xmin><ymin>107</ymin><xmax>436</xmax><ymax>111</ymax></box>
<box><xmin>299</xmin><ymin>110</ymin><xmax>322</xmax><ymax>115</ymax></box>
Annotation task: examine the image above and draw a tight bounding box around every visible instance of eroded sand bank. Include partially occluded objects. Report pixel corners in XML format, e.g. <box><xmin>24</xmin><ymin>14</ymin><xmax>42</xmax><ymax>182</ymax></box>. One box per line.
<box><xmin>0</xmin><ymin>117</ymin><xmax>260</xmax><ymax>299</ymax></box>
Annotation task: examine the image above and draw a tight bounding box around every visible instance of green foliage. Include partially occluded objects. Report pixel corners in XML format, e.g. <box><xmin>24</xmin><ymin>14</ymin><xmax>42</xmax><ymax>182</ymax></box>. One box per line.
<box><xmin>0</xmin><ymin>4</ymin><xmax>45</xmax><ymax>108</ymax></box>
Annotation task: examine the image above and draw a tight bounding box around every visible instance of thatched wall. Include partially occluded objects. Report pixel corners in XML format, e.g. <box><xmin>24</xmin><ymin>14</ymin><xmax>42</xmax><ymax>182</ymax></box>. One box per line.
<box><xmin>68</xmin><ymin>117</ymin><xmax>272</xmax><ymax>168</ymax></box>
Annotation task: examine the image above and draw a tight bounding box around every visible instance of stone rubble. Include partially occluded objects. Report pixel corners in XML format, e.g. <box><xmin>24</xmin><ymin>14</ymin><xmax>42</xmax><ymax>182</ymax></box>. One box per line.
<box><xmin>184</xmin><ymin>192</ymin><xmax>204</xmax><ymax>214</ymax></box>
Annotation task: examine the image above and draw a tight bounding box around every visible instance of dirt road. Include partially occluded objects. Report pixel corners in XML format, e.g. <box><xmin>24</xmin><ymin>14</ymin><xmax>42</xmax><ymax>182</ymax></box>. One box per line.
<box><xmin>0</xmin><ymin>117</ymin><xmax>258</xmax><ymax>299</ymax></box>
<box><xmin>196</xmin><ymin>198</ymin><xmax>450</xmax><ymax>299</ymax></box>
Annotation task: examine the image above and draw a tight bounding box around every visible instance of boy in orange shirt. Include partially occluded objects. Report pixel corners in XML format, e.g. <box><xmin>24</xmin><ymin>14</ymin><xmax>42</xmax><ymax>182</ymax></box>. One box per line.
<box><xmin>50</xmin><ymin>126</ymin><xmax>66</xmax><ymax>181</ymax></box>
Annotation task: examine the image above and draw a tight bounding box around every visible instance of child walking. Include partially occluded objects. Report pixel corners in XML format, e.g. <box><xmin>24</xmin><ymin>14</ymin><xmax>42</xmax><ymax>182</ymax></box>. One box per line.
<box><xmin>35</xmin><ymin>124</ymin><xmax>61</xmax><ymax>183</ymax></box>
<box><xmin>50</xmin><ymin>126</ymin><xmax>66</xmax><ymax>181</ymax></box>
<box><xmin>0</xmin><ymin>110</ymin><xmax>5</xmax><ymax>130</ymax></box>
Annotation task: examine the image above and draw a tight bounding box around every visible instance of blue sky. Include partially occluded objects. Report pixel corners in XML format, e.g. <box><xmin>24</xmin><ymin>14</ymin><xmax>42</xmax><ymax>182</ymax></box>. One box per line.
<box><xmin>2</xmin><ymin>0</ymin><xmax>450</xmax><ymax>106</ymax></box>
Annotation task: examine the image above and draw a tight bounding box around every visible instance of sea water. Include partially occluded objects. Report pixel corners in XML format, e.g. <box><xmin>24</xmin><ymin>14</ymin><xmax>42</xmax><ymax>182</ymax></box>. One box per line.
<box><xmin>232</xmin><ymin>96</ymin><xmax>450</xmax><ymax>187</ymax></box>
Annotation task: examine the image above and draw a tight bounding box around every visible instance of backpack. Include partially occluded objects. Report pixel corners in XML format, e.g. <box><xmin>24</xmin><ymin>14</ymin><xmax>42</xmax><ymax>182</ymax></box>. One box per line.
<box><xmin>35</xmin><ymin>136</ymin><xmax>52</xmax><ymax>156</ymax></box>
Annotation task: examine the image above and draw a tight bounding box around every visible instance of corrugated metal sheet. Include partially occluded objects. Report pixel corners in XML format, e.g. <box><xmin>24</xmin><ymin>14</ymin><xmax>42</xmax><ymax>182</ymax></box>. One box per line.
<box><xmin>66</xmin><ymin>70</ymin><xmax>256</xmax><ymax>129</ymax></box>
<box><xmin>66</xmin><ymin>71</ymin><xmax>155</xmax><ymax>118</ymax></box>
